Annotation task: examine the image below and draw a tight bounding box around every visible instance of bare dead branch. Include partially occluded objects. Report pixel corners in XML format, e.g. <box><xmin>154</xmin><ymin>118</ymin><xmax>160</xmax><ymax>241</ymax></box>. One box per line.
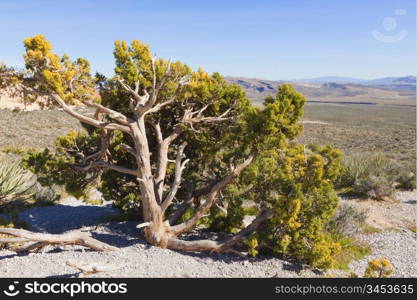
<box><xmin>146</xmin><ymin>120</ymin><xmax>163</xmax><ymax>144</ymax></box>
<box><xmin>161</xmin><ymin>142</ymin><xmax>189</xmax><ymax>213</ymax></box>
<box><xmin>0</xmin><ymin>228</ymin><xmax>118</xmax><ymax>252</ymax></box>
<box><xmin>165</xmin><ymin>208</ymin><xmax>273</xmax><ymax>254</ymax></box>
<box><xmin>77</xmin><ymin>160</ymin><xmax>138</xmax><ymax>177</ymax></box>
<box><xmin>51</xmin><ymin>94</ymin><xmax>131</xmax><ymax>133</ymax></box>
<box><xmin>219</xmin><ymin>208</ymin><xmax>274</xmax><ymax>250</ymax></box>
<box><xmin>119</xmin><ymin>143</ymin><xmax>136</xmax><ymax>157</ymax></box>
<box><xmin>146</xmin><ymin>98</ymin><xmax>175</xmax><ymax>114</ymax></box>
<box><xmin>84</xmin><ymin>101</ymin><xmax>132</xmax><ymax>125</ymax></box>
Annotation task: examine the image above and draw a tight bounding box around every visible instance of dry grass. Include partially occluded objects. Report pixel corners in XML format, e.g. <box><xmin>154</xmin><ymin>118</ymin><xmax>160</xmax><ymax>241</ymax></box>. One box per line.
<box><xmin>0</xmin><ymin>108</ymin><xmax>87</xmax><ymax>150</ymax></box>
<box><xmin>0</xmin><ymin>103</ymin><xmax>415</xmax><ymax>164</ymax></box>
<box><xmin>298</xmin><ymin>103</ymin><xmax>416</xmax><ymax>168</ymax></box>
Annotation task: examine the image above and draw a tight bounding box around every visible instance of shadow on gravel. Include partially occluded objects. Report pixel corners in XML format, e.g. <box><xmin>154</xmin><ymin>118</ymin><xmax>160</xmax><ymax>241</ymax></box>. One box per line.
<box><xmin>403</xmin><ymin>200</ymin><xmax>417</xmax><ymax>205</ymax></box>
<box><xmin>18</xmin><ymin>204</ymin><xmax>121</xmax><ymax>234</ymax></box>
<box><xmin>0</xmin><ymin>253</ymin><xmax>20</xmax><ymax>260</ymax></box>
<box><xmin>89</xmin><ymin>222</ymin><xmax>144</xmax><ymax>248</ymax></box>
<box><xmin>46</xmin><ymin>273</ymin><xmax>79</xmax><ymax>278</ymax></box>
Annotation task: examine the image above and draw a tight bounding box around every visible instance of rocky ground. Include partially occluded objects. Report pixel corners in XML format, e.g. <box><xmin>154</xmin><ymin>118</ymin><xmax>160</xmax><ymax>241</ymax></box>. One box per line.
<box><xmin>0</xmin><ymin>191</ymin><xmax>415</xmax><ymax>278</ymax></box>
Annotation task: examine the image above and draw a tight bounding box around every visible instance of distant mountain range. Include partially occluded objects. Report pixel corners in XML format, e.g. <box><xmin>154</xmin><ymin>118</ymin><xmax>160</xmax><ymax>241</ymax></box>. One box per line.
<box><xmin>291</xmin><ymin>75</ymin><xmax>415</xmax><ymax>84</ymax></box>
<box><xmin>225</xmin><ymin>76</ymin><xmax>416</xmax><ymax>105</ymax></box>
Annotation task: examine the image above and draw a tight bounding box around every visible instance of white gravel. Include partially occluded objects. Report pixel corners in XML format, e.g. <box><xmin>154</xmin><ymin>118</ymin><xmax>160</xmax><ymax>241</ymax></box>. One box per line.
<box><xmin>0</xmin><ymin>191</ymin><xmax>415</xmax><ymax>278</ymax></box>
<box><xmin>347</xmin><ymin>232</ymin><xmax>417</xmax><ymax>277</ymax></box>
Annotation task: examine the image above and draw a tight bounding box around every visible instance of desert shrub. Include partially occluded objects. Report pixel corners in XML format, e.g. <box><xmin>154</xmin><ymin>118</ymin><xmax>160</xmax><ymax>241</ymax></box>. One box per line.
<box><xmin>354</xmin><ymin>176</ymin><xmax>396</xmax><ymax>200</ymax></box>
<box><xmin>339</xmin><ymin>152</ymin><xmax>399</xmax><ymax>200</ymax></box>
<box><xmin>396</xmin><ymin>163</ymin><xmax>416</xmax><ymax>190</ymax></box>
<box><xmin>15</xmin><ymin>35</ymin><xmax>350</xmax><ymax>270</ymax></box>
<box><xmin>364</xmin><ymin>258</ymin><xmax>394</xmax><ymax>278</ymax></box>
<box><xmin>325</xmin><ymin>203</ymin><xmax>371</xmax><ymax>270</ymax></box>
<box><xmin>327</xmin><ymin>202</ymin><xmax>368</xmax><ymax>237</ymax></box>
<box><xmin>0</xmin><ymin>160</ymin><xmax>36</xmax><ymax>207</ymax></box>
<box><xmin>32</xmin><ymin>183</ymin><xmax>60</xmax><ymax>205</ymax></box>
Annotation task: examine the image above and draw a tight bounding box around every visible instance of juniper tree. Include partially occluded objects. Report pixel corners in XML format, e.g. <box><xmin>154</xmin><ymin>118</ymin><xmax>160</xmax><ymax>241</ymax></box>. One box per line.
<box><xmin>1</xmin><ymin>35</ymin><xmax>343</xmax><ymax>268</ymax></box>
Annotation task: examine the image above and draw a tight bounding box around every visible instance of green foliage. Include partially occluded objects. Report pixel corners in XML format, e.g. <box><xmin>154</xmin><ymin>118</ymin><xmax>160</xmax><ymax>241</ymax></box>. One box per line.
<box><xmin>245</xmin><ymin>144</ymin><xmax>343</xmax><ymax>270</ymax></box>
<box><xmin>245</xmin><ymin>234</ymin><xmax>259</xmax><ymax>257</ymax></box>
<box><xmin>0</xmin><ymin>207</ymin><xmax>29</xmax><ymax>229</ymax></box>
<box><xmin>331</xmin><ymin>235</ymin><xmax>371</xmax><ymax>271</ymax></box>
<box><xmin>0</xmin><ymin>160</ymin><xmax>36</xmax><ymax>207</ymax></box>
<box><xmin>208</xmin><ymin>185</ymin><xmax>247</xmax><ymax>233</ymax></box>
<box><xmin>364</xmin><ymin>258</ymin><xmax>394</xmax><ymax>278</ymax></box>
<box><xmin>21</xmin><ymin>129</ymin><xmax>135</xmax><ymax>205</ymax></box>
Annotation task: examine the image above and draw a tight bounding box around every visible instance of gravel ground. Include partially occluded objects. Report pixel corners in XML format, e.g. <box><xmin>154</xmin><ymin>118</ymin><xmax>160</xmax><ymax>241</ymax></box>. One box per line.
<box><xmin>332</xmin><ymin>190</ymin><xmax>417</xmax><ymax>277</ymax></box>
<box><xmin>0</xmin><ymin>192</ymin><xmax>415</xmax><ymax>278</ymax></box>
<box><xmin>344</xmin><ymin>232</ymin><xmax>417</xmax><ymax>277</ymax></box>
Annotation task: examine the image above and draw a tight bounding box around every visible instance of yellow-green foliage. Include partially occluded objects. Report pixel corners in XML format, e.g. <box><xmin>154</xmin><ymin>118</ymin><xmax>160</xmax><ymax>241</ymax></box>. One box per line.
<box><xmin>246</xmin><ymin>234</ymin><xmax>259</xmax><ymax>257</ymax></box>
<box><xmin>241</xmin><ymin>144</ymin><xmax>344</xmax><ymax>270</ymax></box>
<box><xmin>22</xmin><ymin>130</ymin><xmax>101</xmax><ymax>198</ymax></box>
<box><xmin>364</xmin><ymin>258</ymin><xmax>394</xmax><ymax>278</ymax></box>
<box><xmin>23</xmin><ymin>35</ymin><xmax>97</xmax><ymax>105</ymax></box>
<box><xmin>1</xmin><ymin>146</ymin><xmax>30</xmax><ymax>155</ymax></box>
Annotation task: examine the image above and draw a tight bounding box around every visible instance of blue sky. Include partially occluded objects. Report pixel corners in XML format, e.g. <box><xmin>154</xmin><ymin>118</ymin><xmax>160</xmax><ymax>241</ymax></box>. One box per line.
<box><xmin>0</xmin><ymin>0</ymin><xmax>415</xmax><ymax>80</ymax></box>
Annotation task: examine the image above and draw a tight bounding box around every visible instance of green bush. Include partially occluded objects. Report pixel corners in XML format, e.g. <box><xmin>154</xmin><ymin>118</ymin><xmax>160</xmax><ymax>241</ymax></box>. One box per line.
<box><xmin>364</xmin><ymin>258</ymin><xmax>394</xmax><ymax>278</ymax></box>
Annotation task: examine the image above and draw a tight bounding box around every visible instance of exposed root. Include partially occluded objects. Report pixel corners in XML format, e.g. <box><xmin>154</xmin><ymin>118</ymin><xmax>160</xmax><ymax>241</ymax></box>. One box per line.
<box><xmin>0</xmin><ymin>228</ymin><xmax>118</xmax><ymax>253</ymax></box>
<box><xmin>164</xmin><ymin>208</ymin><xmax>275</xmax><ymax>256</ymax></box>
